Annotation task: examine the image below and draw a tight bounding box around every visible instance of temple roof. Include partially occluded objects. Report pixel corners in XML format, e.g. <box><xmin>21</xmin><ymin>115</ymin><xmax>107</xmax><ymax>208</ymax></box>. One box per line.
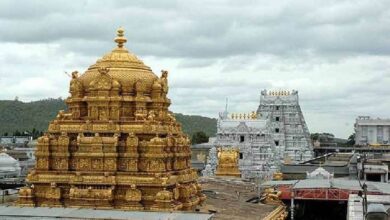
<box><xmin>78</xmin><ymin>27</ymin><xmax>158</xmax><ymax>93</ymax></box>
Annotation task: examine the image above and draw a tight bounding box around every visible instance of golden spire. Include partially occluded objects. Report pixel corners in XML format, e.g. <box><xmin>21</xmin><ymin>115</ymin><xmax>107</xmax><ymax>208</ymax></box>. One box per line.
<box><xmin>114</xmin><ymin>27</ymin><xmax>127</xmax><ymax>48</ymax></box>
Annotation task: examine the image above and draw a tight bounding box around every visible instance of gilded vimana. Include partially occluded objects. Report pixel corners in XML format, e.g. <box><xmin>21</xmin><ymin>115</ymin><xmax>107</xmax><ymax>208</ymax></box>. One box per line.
<box><xmin>17</xmin><ymin>28</ymin><xmax>205</xmax><ymax>211</ymax></box>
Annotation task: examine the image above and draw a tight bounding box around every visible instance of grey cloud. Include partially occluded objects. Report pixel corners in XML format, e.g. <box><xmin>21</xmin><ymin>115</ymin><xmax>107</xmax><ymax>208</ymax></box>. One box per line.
<box><xmin>1</xmin><ymin>0</ymin><xmax>390</xmax><ymax>59</ymax></box>
<box><xmin>0</xmin><ymin>0</ymin><xmax>390</xmax><ymax>139</ymax></box>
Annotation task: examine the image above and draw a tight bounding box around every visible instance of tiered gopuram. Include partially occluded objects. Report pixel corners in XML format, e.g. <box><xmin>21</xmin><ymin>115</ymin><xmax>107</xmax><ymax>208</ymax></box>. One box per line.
<box><xmin>17</xmin><ymin>28</ymin><xmax>205</xmax><ymax>211</ymax></box>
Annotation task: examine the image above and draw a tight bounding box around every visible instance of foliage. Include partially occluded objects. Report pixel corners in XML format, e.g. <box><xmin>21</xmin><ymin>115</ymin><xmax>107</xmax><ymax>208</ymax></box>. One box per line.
<box><xmin>0</xmin><ymin>98</ymin><xmax>66</xmax><ymax>137</ymax></box>
<box><xmin>191</xmin><ymin>131</ymin><xmax>209</xmax><ymax>144</ymax></box>
<box><xmin>174</xmin><ymin>113</ymin><xmax>217</xmax><ymax>138</ymax></box>
<box><xmin>0</xmin><ymin>99</ymin><xmax>217</xmax><ymax>139</ymax></box>
<box><xmin>310</xmin><ymin>133</ymin><xmax>320</xmax><ymax>141</ymax></box>
<box><xmin>347</xmin><ymin>133</ymin><xmax>355</xmax><ymax>146</ymax></box>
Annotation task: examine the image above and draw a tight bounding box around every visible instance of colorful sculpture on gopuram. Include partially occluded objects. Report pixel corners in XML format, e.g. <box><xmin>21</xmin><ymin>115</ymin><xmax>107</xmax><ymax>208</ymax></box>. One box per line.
<box><xmin>17</xmin><ymin>28</ymin><xmax>205</xmax><ymax>211</ymax></box>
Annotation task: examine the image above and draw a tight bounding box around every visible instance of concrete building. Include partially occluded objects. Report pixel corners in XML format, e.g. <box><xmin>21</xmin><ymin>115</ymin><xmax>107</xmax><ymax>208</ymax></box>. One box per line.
<box><xmin>257</xmin><ymin>90</ymin><xmax>313</xmax><ymax>162</ymax></box>
<box><xmin>0</xmin><ymin>136</ymin><xmax>32</xmax><ymax>146</ymax></box>
<box><xmin>355</xmin><ymin>116</ymin><xmax>390</xmax><ymax>146</ymax></box>
<box><xmin>281</xmin><ymin>153</ymin><xmax>358</xmax><ymax>180</ymax></box>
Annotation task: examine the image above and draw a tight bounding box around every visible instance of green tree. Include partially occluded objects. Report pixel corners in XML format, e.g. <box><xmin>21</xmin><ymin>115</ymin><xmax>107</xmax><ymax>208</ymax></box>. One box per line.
<box><xmin>192</xmin><ymin>131</ymin><xmax>209</xmax><ymax>144</ymax></box>
<box><xmin>13</xmin><ymin>130</ymin><xmax>21</xmax><ymax>136</ymax></box>
<box><xmin>0</xmin><ymin>99</ymin><xmax>217</xmax><ymax>138</ymax></box>
<box><xmin>347</xmin><ymin>133</ymin><xmax>355</xmax><ymax>146</ymax></box>
<box><xmin>31</xmin><ymin>128</ymin><xmax>41</xmax><ymax>139</ymax></box>
<box><xmin>311</xmin><ymin>133</ymin><xmax>320</xmax><ymax>141</ymax></box>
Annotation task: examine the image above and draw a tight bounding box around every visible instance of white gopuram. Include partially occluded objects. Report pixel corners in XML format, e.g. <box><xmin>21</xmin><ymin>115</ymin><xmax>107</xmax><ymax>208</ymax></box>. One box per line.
<box><xmin>257</xmin><ymin>90</ymin><xmax>313</xmax><ymax>163</ymax></box>
<box><xmin>205</xmin><ymin>90</ymin><xmax>313</xmax><ymax>180</ymax></box>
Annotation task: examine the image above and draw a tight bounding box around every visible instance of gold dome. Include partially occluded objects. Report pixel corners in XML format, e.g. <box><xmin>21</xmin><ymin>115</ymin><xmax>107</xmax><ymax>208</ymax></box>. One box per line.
<box><xmin>18</xmin><ymin>28</ymin><xmax>204</xmax><ymax>212</ymax></box>
<box><xmin>78</xmin><ymin>28</ymin><xmax>158</xmax><ymax>94</ymax></box>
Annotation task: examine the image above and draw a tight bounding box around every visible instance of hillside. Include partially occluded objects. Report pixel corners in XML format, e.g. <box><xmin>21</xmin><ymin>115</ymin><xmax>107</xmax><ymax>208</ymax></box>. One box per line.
<box><xmin>0</xmin><ymin>99</ymin><xmax>217</xmax><ymax>138</ymax></box>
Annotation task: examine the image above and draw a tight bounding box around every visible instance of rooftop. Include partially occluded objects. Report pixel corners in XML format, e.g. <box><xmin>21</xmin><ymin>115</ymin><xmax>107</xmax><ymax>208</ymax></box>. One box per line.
<box><xmin>0</xmin><ymin>206</ymin><xmax>213</xmax><ymax>220</ymax></box>
<box><xmin>262</xmin><ymin>179</ymin><xmax>390</xmax><ymax>194</ymax></box>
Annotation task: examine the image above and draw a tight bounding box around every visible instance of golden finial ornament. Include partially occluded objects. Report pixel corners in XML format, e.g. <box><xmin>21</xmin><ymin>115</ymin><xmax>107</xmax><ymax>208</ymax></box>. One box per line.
<box><xmin>115</xmin><ymin>27</ymin><xmax>127</xmax><ymax>48</ymax></box>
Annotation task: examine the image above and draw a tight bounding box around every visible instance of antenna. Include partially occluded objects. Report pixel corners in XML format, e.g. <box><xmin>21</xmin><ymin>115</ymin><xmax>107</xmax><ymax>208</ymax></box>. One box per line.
<box><xmin>225</xmin><ymin>97</ymin><xmax>228</xmax><ymax>112</ymax></box>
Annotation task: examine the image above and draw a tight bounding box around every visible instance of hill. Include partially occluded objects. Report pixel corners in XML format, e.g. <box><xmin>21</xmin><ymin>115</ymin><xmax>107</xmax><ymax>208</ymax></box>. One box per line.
<box><xmin>0</xmin><ymin>99</ymin><xmax>217</xmax><ymax>138</ymax></box>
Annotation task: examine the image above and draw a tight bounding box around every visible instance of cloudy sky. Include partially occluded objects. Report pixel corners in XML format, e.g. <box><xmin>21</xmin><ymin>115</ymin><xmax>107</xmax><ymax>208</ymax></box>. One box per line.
<box><xmin>0</xmin><ymin>0</ymin><xmax>390</xmax><ymax>138</ymax></box>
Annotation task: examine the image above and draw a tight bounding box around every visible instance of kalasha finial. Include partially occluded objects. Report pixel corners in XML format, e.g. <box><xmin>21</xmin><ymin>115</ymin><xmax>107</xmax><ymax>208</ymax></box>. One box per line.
<box><xmin>115</xmin><ymin>27</ymin><xmax>127</xmax><ymax>48</ymax></box>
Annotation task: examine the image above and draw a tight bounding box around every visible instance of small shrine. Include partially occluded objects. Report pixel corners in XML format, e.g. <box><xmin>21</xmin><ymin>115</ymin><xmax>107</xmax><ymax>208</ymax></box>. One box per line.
<box><xmin>215</xmin><ymin>148</ymin><xmax>241</xmax><ymax>177</ymax></box>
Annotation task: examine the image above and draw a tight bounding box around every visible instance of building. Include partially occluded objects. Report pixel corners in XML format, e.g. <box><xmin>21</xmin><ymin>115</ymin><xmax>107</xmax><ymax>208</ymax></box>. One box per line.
<box><xmin>0</xmin><ymin>153</ymin><xmax>21</xmax><ymax>179</ymax></box>
<box><xmin>191</xmin><ymin>137</ymin><xmax>216</xmax><ymax>164</ymax></box>
<box><xmin>357</xmin><ymin>154</ymin><xmax>390</xmax><ymax>183</ymax></box>
<box><xmin>0</xmin><ymin>136</ymin><xmax>32</xmax><ymax>147</ymax></box>
<box><xmin>6</xmin><ymin>147</ymin><xmax>35</xmax><ymax>177</ymax></box>
<box><xmin>281</xmin><ymin>153</ymin><xmax>358</xmax><ymax>180</ymax></box>
<box><xmin>191</xmin><ymin>137</ymin><xmax>216</xmax><ymax>174</ymax></box>
<box><xmin>355</xmin><ymin>116</ymin><xmax>390</xmax><ymax>146</ymax></box>
<box><xmin>257</xmin><ymin>90</ymin><xmax>313</xmax><ymax>162</ymax></box>
<box><xmin>205</xmin><ymin>90</ymin><xmax>313</xmax><ymax>180</ymax></box>
<box><xmin>262</xmin><ymin>178</ymin><xmax>390</xmax><ymax>220</ymax></box>
<box><xmin>348</xmin><ymin>194</ymin><xmax>390</xmax><ymax>220</ymax></box>
<box><xmin>212</xmin><ymin>110</ymin><xmax>277</xmax><ymax>180</ymax></box>
<box><xmin>17</xmin><ymin>28</ymin><xmax>205</xmax><ymax>210</ymax></box>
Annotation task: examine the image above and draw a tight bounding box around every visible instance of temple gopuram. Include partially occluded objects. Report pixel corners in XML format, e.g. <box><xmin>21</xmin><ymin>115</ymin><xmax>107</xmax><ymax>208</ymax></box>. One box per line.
<box><xmin>17</xmin><ymin>28</ymin><xmax>205</xmax><ymax>211</ymax></box>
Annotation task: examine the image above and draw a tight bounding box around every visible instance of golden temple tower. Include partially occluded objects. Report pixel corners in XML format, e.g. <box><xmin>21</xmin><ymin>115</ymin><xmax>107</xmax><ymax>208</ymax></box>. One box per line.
<box><xmin>17</xmin><ymin>28</ymin><xmax>205</xmax><ymax>211</ymax></box>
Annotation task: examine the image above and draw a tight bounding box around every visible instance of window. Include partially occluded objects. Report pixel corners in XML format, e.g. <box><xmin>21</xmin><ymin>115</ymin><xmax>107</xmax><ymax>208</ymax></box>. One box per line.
<box><xmin>240</xmin><ymin>135</ymin><xmax>245</xmax><ymax>143</ymax></box>
<box><xmin>275</xmin><ymin>128</ymin><xmax>280</xmax><ymax>133</ymax></box>
<box><xmin>239</xmin><ymin>153</ymin><xmax>243</xmax><ymax>159</ymax></box>
<box><xmin>377</xmin><ymin>126</ymin><xmax>383</xmax><ymax>136</ymax></box>
<box><xmin>362</xmin><ymin>126</ymin><xmax>368</xmax><ymax>136</ymax></box>
<box><xmin>275</xmin><ymin>117</ymin><xmax>280</xmax><ymax>121</ymax></box>
<box><xmin>276</xmin><ymin>106</ymin><xmax>280</xmax><ymax>110</ymax></box>
<box><xmin>275</xmin><ymin>140</ymin><xmax>279</xmax><ymax>146</ymax></box>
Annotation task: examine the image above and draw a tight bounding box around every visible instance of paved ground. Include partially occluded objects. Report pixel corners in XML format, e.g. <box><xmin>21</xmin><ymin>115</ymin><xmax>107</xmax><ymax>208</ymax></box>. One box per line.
<box><xmin>198</xmin><ymin>177</ymin><xmax>276</xmax><ymax>220</ymax></box>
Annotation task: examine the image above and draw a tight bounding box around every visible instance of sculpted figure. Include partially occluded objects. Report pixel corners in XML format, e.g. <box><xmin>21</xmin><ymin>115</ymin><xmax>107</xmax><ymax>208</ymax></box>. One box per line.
<box><xmin>160</xmin><ymin>70</ymin><xmax>169</xmax><ymax>94</ymax></box>
<box><xmin>99</xmin><ymin>108</ymin><xmax>108</xmax><ymax>120</ymax></box>
<box><xmin>69</xmin><ymin>71</ymin><xmax>83</xmax><ymax>97</ymax></box>
<box><xmin>125</xmin><ymin>184</ymin><xmax>142</xmax><ymax>202</ymax></box>
<box><xmin>147</xmin><ymin>110</ymin><xmax>155</xmax><ymax>121</ymax></box>
<box><xmin>134</xmin><ymin>108</ymin><xmax>147</xmax><ymax>121</ymax></box>
<box><xmin>134</xmin><ymin>80</ymin><xmax>143</xmax><ymax>97</ymax></box>
<box><xmin>56</xmin><ymin>110</ymin><xmax>72</xmax><ymax>120</ymax></box>
<box><xmin>93</xmin><ymin>67</ymin><xmax>112</xmax><ymax>90</ymax></box>
<box><xmin>261</xmin><ymin>188</ymin><xmax>282</xmax><ymax>205</ymax></box>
